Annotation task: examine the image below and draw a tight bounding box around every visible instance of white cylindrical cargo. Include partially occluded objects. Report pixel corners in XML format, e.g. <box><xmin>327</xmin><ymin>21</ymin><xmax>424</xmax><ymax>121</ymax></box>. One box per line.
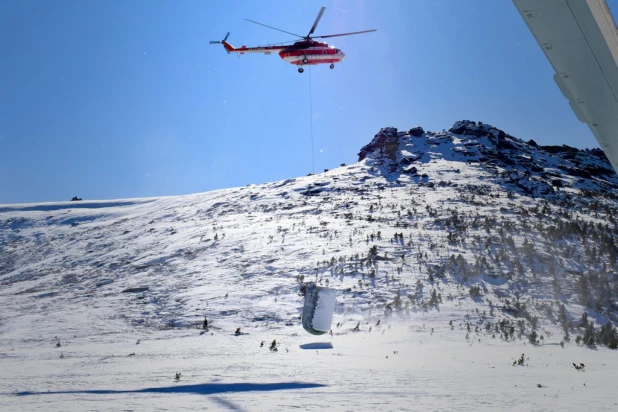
<box><xmin>302</xmin><ymin>282</ymin><xmax>336</xmax><ymax>335</ymax></box>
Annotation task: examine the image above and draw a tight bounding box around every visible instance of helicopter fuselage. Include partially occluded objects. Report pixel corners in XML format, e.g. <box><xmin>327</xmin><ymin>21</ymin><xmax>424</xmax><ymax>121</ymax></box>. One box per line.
<box><xmin>221</xmin><ymin>40</ymin><xmax>345</xmax><ymax>73</ymax></box>
<box><xmin>279</xmin><ymin>41</ymin><xmax>345</xmax><ymax>66</ymax></box>
<box><xmin>223</xmin><ymin>40</ymin><xmax>345</xmax><ymax>69</ymax></box>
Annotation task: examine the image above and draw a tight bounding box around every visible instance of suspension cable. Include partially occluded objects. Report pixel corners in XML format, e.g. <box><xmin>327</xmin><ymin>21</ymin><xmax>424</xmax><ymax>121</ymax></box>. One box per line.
<box><xmin>309</xmin><ymin>66</ymin><xmax>315</xmax><ymax>174</ymax></box>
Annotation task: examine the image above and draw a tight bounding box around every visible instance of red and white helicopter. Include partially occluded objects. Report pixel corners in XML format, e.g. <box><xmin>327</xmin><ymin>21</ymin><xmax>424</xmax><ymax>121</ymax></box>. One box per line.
<box><xmin>210</xmin><ymin>7</ymin><xmax>376</xmax><ymax>73</ymax></box>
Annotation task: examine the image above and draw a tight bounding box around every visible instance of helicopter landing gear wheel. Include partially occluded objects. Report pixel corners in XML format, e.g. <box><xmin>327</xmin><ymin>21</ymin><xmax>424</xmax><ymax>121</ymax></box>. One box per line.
<box><xmin>330</xmin><ymin>63</ymin><xmax>335</xmax><ymax>69</ymax></box>
<box><xmin>298</xmin><ymin>67</ymin><xmax>304</xmax><ymax>73</ymax></box>
<box><xmin>303</xmin><ymin>57</ymin><xmax>309</xmax><ymax>64</ymax></box>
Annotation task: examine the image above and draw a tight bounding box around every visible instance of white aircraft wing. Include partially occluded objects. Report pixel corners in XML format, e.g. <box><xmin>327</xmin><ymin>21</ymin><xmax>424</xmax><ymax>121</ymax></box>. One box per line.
<box><xmin>513</xmin><ymin>0</ymin><xmax>618</xmax><ymax>172</ymax></box>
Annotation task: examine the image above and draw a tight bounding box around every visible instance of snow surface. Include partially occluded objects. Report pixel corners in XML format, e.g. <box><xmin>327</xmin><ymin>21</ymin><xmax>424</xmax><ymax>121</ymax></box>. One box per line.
<box><xmin>2</xmin><ymin>324</ymin><xmax>617</xmax><ymax>411</ymax></box>
<box><xmin>1</xmin><ymin>121</ymin><xmax>618</xmax><ymax>410</ymax></box>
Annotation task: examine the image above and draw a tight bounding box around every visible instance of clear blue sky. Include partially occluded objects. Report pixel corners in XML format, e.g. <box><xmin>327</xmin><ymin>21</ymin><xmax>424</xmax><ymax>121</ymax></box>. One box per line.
<box><xmin>1</xmin><ymin>0</ymin><xmax>617</xmax><ymax>204</ymax></box>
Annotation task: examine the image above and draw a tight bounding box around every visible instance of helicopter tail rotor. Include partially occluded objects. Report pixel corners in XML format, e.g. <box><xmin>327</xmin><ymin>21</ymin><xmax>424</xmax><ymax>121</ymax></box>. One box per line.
<box><xmin>210</xmin><ymin>32</ymin><xmax>233</xmax><ymax>53</ymax></box>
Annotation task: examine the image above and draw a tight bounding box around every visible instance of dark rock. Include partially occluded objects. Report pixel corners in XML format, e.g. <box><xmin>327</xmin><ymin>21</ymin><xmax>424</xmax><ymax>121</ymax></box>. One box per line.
<box><xmin>560</xmin><ymin>152</ymin><xmax>578</xmax><ymax>160</ymax></box>
<box><xmin>584</xmin><ymin>164</ymin><xmax>614</xmax><ymax>177</ymax></box>
<box><xmin>455</xmin><ymin>149</ymin><xmax>476</xmax><ymax>156</ymax></box>
<box><xmin>558</xmin><ymin>166</ymin><xmax>592</xmax><ymax>179</ymax></box>
<box><xmin>497</xmin><ymin>139</ymin><xmax>515</xmax><ymax>150</ymax></box>
<box><xmin>302</xmin><ymin>189</ymin><xmax>323</xmax><ymax>196</ymax></box>
<box><xmin>357</xmin><ymin>127</ymin><xmax>399</xmax><ymax>161</ymax></box>
<box><xmin>588</xmin><ymin>148</ymin><xmax>609</xmax><ymax>161</ymax></box>
<box><xmin>449</xmin><ymin>120</ymin><xmax>512</xmax><ymax>141</ymax></box>
<box><xmin>96</xmin><ymin>279</ymin><xmax>113</xmax><ymax>287</ymax></box>
<box><xmin>409</xmin><ymin>126</ymin><xmax>424</xmax><ymax>137</ymax></box>
<box><xmin>122</xmin><ymin>287</ymin><xmax>149</xmax><ymax>293</ymax></box>
<box><xmin>528</xmin><ymin>139</ymin><xmax>538</xmax><ymax>147</ymax></box>
<box><xmin>449</xmin><ymin>120</ymin><xmax>486</xmax><ymax>137</ymax></box>
<box><xmin>449</xmin><ymin>121</ymin><xmax>471</xmax><ymax>135</ymax></box>
<box><xmin>541</xmin><ymin>145</ymin><xmax>579</xmax><ymax>155</ymax></box>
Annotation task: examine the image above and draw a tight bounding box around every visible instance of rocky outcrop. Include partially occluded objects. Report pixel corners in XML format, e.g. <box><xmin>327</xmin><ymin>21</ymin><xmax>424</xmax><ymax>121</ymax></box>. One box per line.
<box><xmin>449</xmin><ymin>120</ymin><xmax>506</xmax><ymax>139</ymax></box>
<box><xmin>358</xmin><ymin>127</ymin><xmax>400</xmax><ymax>162</ymax></box>
<box><xmin>541</xmin><ymin>145</ymin><xmax>579</xmax><ymax>155</ymax></box>
<box><xmin>355</xmin><ymin>120</ymin><xmax>618</xmax><ymax>194</ymax></box>
<box><xmin>408</xmin><ymin>126</ymin><xmax>424</xmax><ymax>137</ymax></box>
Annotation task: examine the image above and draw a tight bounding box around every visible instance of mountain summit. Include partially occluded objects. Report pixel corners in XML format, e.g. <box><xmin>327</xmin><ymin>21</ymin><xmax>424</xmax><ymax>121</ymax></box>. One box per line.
<box><xmin>358</xmin><ymin>120</ymin><xmax>617</xmax><ymax>195</ymax></box>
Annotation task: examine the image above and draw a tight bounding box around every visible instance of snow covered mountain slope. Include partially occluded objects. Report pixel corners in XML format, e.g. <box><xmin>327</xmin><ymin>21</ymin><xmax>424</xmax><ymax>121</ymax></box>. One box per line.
<box><xmin>1</xmin><ymin>120</ymin><xmax>618</xmax><ymax>411</ymax></box>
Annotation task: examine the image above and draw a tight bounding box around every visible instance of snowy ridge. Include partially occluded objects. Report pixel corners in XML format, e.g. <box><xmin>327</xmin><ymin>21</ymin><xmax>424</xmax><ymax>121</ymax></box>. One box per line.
<box><xmin>359</xmin><ymin>120</ymin><xmax>618</xmax><ymax>195</ymax></box>
<box><xmin>1</xmin><ymin>120</ymin><xmax>618</xmax><ymax>410</ymax></box>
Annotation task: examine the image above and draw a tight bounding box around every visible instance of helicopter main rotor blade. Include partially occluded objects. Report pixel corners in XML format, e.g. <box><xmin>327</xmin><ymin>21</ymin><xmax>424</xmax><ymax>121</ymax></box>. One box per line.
<box><xmin>210</xmin><ymin>32</ymin><xmax>230</xmax><ymax>44</ymax></box>
<box><xmin>245</xmin><ymin>19</ymin><xmax>304</xmax><ymax>38</ymax></box>
<box><xmin>307</xmin><ymin>6</ymin><xmax>326</xmax><ymax>38</ymax></box>
<box><xmin>313</xmin><ymin>29</ymin><xmax>377</xmax><ymax>39</ymax></box>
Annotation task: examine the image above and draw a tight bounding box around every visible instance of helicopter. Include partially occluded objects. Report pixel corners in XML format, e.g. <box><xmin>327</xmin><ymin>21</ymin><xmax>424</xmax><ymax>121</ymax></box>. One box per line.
<box><xmin>210</xmin><ymin>7</ymin><xmax>376</xmax><ymax>73</ymax></box>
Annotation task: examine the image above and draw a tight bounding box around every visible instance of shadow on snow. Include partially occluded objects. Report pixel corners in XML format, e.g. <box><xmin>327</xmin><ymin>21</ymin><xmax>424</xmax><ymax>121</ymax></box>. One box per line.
<box><xmin>299</xmin><ymin>342</ymin><xmax>333</xmax><ymax>350</ymax></box>
<box><xmin>14</xmin><ymin>382</ymin><xmax>327</xmax><ymax>397</ymax></box>
<box><xmin>0</xmin><ymin>200</ymin><xmax>151</xmax><ymax>213</ymax></box>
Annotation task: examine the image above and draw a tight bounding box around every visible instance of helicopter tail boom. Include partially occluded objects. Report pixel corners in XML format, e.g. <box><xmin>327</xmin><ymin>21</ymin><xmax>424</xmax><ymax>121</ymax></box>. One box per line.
<box><xmin>222</xmin><ymin>40</ymin><xmax>236</xmax><ymax>53</ymax></box>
